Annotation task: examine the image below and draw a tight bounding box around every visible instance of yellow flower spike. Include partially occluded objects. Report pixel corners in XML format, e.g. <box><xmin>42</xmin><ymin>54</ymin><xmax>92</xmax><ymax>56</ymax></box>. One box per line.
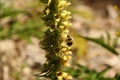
<box><xmin>40</xmin><ymin>0</ymin><xmax>72</xmax><ymax>79</ymax></box>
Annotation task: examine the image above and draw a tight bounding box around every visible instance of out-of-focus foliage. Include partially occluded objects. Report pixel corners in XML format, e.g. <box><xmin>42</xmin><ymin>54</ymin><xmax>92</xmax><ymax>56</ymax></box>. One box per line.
<box><xmin>63</xmin><ymin>64</ymin><xmax>120</xmax><ymax>80</ymax></box>
<box><xmin>0</xmin><ymin>3</ymin><xmax>24</xmax><ymax>18</ymax></box>
<box><xmin>80</xmin><ymin>32</ymin><xmax>119</xmax><ymax>55</ymax></box>
<box><xmin>0</xmin><ymin>1</ymin><xmax>45</xmax><ymax>42</ymax></box>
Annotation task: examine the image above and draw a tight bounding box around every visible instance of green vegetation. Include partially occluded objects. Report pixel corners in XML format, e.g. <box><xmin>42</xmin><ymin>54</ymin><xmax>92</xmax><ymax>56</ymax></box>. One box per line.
<box><xmin>80</xmin><ymin>32</ymin><xmax>119</xmax><ymax>55</ymax></box>
<box><xmin>0</xmin><ymin>2</ymin><xmax>45</xmax><ymax>41</ymax></box>
<box><xmin>63</xmin><ymin>64</ymin><xmax>120</xmax><ymax>80</ymax></box>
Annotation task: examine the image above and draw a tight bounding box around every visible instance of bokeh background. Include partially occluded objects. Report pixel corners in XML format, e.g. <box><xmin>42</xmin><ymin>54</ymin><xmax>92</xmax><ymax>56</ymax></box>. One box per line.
<box><xmin>0</xmin><ymin>0</ymin><xmax>120</xmax><ymax>80</ymax></box>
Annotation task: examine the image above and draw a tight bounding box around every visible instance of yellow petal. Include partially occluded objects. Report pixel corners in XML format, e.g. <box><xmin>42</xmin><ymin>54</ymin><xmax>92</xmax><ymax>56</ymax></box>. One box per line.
<box><xmin>63</xmin><ymin>55</ymin><xmax>72</xmax><ymax>60</ymax></box>
<box><xmin>65</xmin><ymin>51</ymin><xmax>72</xmax><ymax>54</ymax></box>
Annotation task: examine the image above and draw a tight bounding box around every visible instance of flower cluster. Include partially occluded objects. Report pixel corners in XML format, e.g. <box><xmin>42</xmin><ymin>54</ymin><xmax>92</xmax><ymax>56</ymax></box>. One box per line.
<box><xmin>39</xmin><ymin>0</ymin><xmax>73</xmax><ymax>79</ymax></box>
<box><xmin>56</xmin><ymin>72</ymin><xmax>72</xmax><ymax>80</ymax></box>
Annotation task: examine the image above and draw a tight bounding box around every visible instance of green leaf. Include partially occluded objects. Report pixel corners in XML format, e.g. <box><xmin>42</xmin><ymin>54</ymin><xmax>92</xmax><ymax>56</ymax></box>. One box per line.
<box><xmin>0</xmin><ymin>5</ymin><xmax>25</xmax><ymax>18</ymax></box>
<box><xmin>77</xmin><ymin>64</ymin><xmax>89</xmax><ymax>72</ymax></box>
<box><xmin>114</xmin><ymin>74</ymin><xmax>120</xmax><ymax>80</ymax></box>
<box><xmin>80</xmin><ymin>35</ymin><xmax>119</xmax><ymax>55</ymax></box>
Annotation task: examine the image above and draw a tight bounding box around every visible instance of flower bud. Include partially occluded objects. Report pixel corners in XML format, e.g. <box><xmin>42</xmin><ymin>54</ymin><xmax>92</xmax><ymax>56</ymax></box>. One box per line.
<box><xmin>61</xmin><ymin>10</ymin><xmax>71</xmax><ymax>19</ymax></box>
<box><xmin>63</xmin><ymin>62</ymin><xmax>70</xmax><ymax>66</ymax></box>
<box><xmin>63</xmin><ymin>55</ymin><xmax>72</xmax><ymax>60</ymax></box>
<box><xmin>61</xmin><ymin>33</ymin><xmax>68</xmax><ymax>39</ymax></box>
<box><xmin>58</xmin><ymin>0</ymin><xmax>71</xmax><ymax>10</ymax></box>
<box><xmin>65</xmin><ymin>51</ymin><xmax>72</xmax><ymax>54</ymax></box>
<box><xmin>45</xmin><ymin>9</ymin><xmax>50</xmax><ymax>15</ymax></box>
<box><xmin>61</xmin><ymin>47</ymin><xmax>67</xmax><ymax>52</ymax></box>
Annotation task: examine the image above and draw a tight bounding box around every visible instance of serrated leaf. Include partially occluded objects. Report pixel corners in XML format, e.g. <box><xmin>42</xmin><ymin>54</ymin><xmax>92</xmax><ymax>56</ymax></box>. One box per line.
<box><xmin>80</xmin><ymin>35</ymin><xmax>119</xmax><ymax>55</ymax></box>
